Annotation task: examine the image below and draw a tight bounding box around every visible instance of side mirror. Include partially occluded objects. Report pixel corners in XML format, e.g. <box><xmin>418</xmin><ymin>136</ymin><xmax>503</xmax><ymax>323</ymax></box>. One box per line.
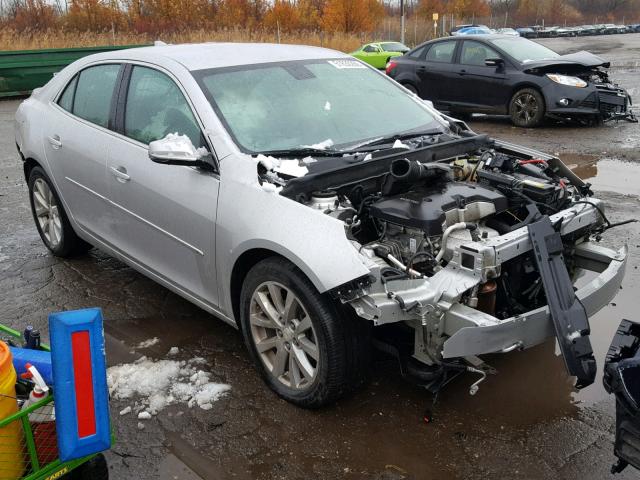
<box><xmin>485</xmin><ymin>58</ymin><xmax>505</xmax><ymax>68</ymax></box>
<box><xmin>148</xmin><ymin>133</ymin><xmax>213</xmax><ymax>170</ymax></box>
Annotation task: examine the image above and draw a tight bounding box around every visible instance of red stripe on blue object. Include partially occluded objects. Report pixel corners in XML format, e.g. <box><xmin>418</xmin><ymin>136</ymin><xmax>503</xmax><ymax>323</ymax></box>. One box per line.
<box><xmin>71</xmin><ymin>331</ymin><xmax>97</xmax><ymax>438</ymax></box>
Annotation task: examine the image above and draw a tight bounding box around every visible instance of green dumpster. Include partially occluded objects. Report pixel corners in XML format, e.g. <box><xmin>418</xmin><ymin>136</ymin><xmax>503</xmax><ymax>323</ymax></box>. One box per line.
<box><xmin>0</xmin><ymin>44</ymin><xmax>148</xmax><ymax>98</ymax></box>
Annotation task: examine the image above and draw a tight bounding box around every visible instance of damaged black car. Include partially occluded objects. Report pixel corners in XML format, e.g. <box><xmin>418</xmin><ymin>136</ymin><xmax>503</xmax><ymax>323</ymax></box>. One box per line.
<box><xmin>387</xmin><ymin>35</ymin><xmax>636</xmax><ymax>127</ymax></box>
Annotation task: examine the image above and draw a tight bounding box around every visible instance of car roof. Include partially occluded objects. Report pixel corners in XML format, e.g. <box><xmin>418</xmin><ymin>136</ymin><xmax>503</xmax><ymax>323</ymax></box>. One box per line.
<box><xmin>79</xmin><ymin>42</ymin><xmax>348</xmax><ymax>71</ymax></box>
<box><xmin>439</xmin><ymin>34</ymin><xmax>512</xmax><ymax>40</ymax></box>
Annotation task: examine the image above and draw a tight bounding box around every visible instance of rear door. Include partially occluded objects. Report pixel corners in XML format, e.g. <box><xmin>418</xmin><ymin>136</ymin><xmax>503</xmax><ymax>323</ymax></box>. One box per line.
<box><xmin>415</xmin><ymin>40</ymin><xmax>459</xmax><ymax>106</ymax></box>
<box><xmin>43</xmin><ymin>63</ymin><xmax>122</xmax><ymax>243</ymax></box>
<box><xmin>106</xmin><ymin>63</ymin><xmax>220</xmax><ymax>306</ymax></box>
<box><xmin>450</xmin><ymin>40</ymin><xmax>508</xmax><ymax>112</ymax></box>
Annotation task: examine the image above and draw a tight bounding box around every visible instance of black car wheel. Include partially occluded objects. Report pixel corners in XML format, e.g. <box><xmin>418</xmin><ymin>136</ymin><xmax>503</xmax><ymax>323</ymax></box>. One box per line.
<box><xmin>239</xmin><ymin>257</ymin><xmax>370</xmax><ymax>408</ymax></box>
<box><xmin>402</xmin><ymin>83</ymin><xmax>418</xmax><ymax>94</ymax></box>
<box><xmin>28</xmin><ymin>166</ymin><xmax>91</xmax><ymax>257</ymax></box>
<box><xmin>509</xmin><ymin>88</ymin><xmax>545</xmax><ymax>127</ymax></box>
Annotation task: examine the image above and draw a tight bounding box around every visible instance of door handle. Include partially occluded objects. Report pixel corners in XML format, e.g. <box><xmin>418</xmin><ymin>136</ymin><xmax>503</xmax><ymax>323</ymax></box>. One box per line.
<box><xmin>48</xmin><ymin>135</ymin><xmax>62</xmax><ymax>149</ymax></box>
<box><xmin>459</xmin><ymin>69</ymin><xmax>467</xmax><ymax>75</ymax></box>
<box><xmin>110</xmin><ymin>166</ymin><xmax>130</xmax><ymax>182</ymax></box>
<box><xmin>417</xmin><ymin>66</ymin><xmax>427</xmax><ymax>71</ymax></box>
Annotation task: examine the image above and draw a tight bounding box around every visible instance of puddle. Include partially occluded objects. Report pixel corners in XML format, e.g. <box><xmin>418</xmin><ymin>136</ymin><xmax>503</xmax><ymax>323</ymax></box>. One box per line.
<box><xmin>563</xmin><ymin>152</ymin><xmax>640</xmax><ymax>195</ymax></box>
<box><xmin>560</xmin><ymin>152</ymin><xmax>640</xmax><ymax>407</ymax></box>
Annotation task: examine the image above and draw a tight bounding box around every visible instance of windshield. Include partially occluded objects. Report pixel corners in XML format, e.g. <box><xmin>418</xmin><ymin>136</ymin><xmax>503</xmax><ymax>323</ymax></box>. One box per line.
<box><xmin>490</xmin><ymin>37</ymin><xmax>560</xmax><ymax>62</ymax></box>
<box><xmin>381</xmin><ymin>42</ymin><xmax>407</xmax><ymax>52</ymax></box>
<box><xmin>193</xmin><ymin>59</ymin><xmax>441</xmax><ymax>153</ymax></box>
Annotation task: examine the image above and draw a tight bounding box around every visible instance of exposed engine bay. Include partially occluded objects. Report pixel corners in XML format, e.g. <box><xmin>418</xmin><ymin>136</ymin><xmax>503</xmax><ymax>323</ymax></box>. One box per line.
<box><xmin>257</xmin><ymin>131</ymin><xmax>630</xmax><ymax>395</ymax></box>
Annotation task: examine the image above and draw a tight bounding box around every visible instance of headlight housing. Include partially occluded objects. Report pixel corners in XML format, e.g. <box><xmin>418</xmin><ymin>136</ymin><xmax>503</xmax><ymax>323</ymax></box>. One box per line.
<box><xmin>546</xmin><ymin>73</ymin><xmax>587</xmax><ymax>88</ymax></box>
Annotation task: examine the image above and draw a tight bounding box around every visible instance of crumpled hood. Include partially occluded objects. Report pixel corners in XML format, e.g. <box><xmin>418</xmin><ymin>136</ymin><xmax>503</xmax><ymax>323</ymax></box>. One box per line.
<box><xmin>523</xmin><ymin>50</ymin><xmax>610</xmax><ymax>73</ymax></box>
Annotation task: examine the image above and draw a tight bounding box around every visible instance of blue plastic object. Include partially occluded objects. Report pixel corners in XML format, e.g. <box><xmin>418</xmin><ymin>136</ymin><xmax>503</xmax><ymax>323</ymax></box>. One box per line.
<box><xmin>49</xmin><ymin>308</ymin><xmax>111</xmax><ymax>462</ymax></box>
<box><xmin>9</xmin><ymin>346</ymin><xmax>53</xmax><ymax>385</ymax></box>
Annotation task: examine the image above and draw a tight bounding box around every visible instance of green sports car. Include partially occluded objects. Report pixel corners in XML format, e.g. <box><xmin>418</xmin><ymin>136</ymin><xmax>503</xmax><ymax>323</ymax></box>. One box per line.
<box><xmin>350</xmin><ymin>41</ymin><xmax>409</xmax><ymax>69</ymax></box>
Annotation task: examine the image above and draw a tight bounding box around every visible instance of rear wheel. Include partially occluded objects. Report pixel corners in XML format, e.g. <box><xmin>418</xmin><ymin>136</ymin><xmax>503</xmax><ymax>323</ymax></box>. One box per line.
<box><xmin>509</xmin><ymin>88</ymin><xmax>545</xmax><ymax>127</ymax></box>
<box><xmin>402</xmin><ymin>83</ymin><xmax>418</xmax><ymax>94</ymax></box>
<box><xmin>239</xmin><ymin>257</ymin><xmax>369</xmax><ymax>408</ymax></box>
<box><xmin>28</xmin><ymin>166</ymin><xmax>91</xmax><ymax>257</ymax></box>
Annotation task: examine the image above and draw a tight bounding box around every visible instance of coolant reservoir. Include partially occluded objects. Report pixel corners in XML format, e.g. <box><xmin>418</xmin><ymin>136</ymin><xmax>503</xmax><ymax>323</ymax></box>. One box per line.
<box><xmin>0</xmin><ymin>340</ymin><xmax>26</xmax><ymax>478</ymax></box>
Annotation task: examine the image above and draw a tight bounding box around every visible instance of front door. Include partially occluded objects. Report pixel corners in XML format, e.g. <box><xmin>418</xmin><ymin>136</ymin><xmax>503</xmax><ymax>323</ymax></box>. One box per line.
<box><xmin>106</xmin><ymin>65</ymin><xmax>220</xmax><ymax>306</ymax></box>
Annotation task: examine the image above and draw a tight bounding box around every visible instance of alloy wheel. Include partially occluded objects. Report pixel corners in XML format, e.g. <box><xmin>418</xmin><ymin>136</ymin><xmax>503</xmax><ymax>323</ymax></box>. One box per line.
<box><xmin>32</xmin><ymin>178</ymin><xmax>63</xmax><ymax>248</ymax></box>
<box><xmin>514</xmin><ymin>93</ymin><xmax>539</xmax><ymax>123</ymax></box>
<box><xmin>249</xmin><ymin>281</ymin><xmax>319</xmax><ymax>390</ymax></box>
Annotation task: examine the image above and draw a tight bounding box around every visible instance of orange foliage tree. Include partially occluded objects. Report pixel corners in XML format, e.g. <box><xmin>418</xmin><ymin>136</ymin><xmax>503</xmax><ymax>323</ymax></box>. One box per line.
<box><xmin>11</xmin><ymin>0</ymin><xmax>58</xmax><ymax>30</ymax></box>
<box><xmin>321</xmin><ymin>0</ymin><xmax>384</xmax><ymax>33</ymax></box>
<box><xmin>263</xmin><ymin>1</ymin><xmax>301</xmax><ymax>31</ymax></box>
<box><xmin>66</xmin><ymin>0</ymin><xmax>125</xmax><ymax>31</ymax></box>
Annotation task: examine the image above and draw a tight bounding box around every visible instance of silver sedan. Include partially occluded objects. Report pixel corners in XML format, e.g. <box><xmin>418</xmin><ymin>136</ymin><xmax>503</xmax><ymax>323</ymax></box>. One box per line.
<box><xmin>15</xmin><ymin>43</ymin><xmax>626</xmax><ymax>407</ymax></box>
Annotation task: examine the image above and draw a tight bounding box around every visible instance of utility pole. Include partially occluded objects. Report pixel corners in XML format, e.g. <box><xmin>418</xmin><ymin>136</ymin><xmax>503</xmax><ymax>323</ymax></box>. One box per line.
<box><xmin>400</xmin><ymin>0</ymin><xmax>405</xmax><ymax>44</ymax></box>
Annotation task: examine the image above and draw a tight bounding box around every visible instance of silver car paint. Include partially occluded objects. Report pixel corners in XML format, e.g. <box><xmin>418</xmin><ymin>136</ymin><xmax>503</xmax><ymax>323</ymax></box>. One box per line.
<box><xmin>15</xmin><ymin>44</ymin><xmax>374</xmax><ymax>327</ymax></box>
<box><xmin>15</xmin><ymin>43</ymin><xmax>626</xmax><ymax>362</ymax></box>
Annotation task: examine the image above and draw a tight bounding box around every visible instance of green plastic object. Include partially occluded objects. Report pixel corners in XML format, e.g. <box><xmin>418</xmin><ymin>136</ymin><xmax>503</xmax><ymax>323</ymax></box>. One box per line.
<box><xmin>0</xmin><ymin>44</ymin><xmax>148</xmax><ymax>98</ymax></box>
<box><xmin>0</xmin><ymin>322</ymin><xmax>112</xmax><ymax>479</ymax></box>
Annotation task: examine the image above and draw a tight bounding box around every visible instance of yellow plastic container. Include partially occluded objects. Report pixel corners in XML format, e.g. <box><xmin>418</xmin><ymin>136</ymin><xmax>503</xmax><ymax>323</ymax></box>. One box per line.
<box><xmin>0</xmin><ymin>341</ymin><xmax>25</xmax><ymax>479</ymax></box>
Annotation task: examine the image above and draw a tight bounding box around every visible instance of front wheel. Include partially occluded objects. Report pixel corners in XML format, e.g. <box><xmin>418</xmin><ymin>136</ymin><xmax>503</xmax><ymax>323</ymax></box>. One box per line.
<box><xmin>509</xmin><ymin>88</ymin><xmax>545</xmax><ymax>127</ymax></box>
<box><xmin>239</xmin><ymin>257</ymin><xmax>369</xmax><ymax>408</ymax></box>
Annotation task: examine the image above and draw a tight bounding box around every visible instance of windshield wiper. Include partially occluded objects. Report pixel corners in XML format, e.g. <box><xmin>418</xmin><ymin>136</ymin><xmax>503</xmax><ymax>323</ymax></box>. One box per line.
<box><xmin>255</xmin><ymin>147</ymin><xmax>344</xmax><ymax>158</ymax></box>
<box><xmin>345</xmin><ymin>128</ymin><xmax>443</xmax><ymax>151</ymax></box>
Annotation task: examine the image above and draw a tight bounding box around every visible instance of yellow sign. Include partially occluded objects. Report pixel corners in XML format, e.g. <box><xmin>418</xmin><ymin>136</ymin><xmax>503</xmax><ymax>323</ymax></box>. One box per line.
<box><xmin>432</xmin><ymin>13</ymin><xmax>439</xmax><ymax>21</ymax></box>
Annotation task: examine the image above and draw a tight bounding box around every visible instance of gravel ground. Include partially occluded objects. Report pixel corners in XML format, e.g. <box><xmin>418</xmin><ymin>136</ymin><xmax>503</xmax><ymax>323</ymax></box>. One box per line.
<box><xmin>0</xmin><ymin>33</ymin><xmax>639</xmax><ymax>480</ymax></box>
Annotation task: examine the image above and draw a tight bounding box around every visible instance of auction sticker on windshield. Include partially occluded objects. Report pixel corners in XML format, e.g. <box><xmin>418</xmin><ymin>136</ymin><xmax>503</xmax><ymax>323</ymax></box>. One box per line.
<box><xmin>328</xmin><ymin>59</ymin><xmax>366</xmax><ymax>69</ymax></box>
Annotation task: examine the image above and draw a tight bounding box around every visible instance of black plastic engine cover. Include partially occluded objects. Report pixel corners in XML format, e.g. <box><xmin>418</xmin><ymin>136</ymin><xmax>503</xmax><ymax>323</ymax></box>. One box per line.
<box><xmin>369</xmin><ymin>182</ymin><xmax>508</xmax><ymax>235</ymax></box>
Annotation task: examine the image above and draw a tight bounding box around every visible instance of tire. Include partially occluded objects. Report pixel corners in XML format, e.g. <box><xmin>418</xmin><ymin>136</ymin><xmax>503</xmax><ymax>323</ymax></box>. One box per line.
<box><xmin>66</xmin><ymin>453</ymin><xmax>108</xmax><ymax>479</ymax></box>
<box><xmin>28</xmin><ymin>166</ymin><xmax>91</xmax><ymax>257</ymax></box>
<box><xmin>239</xmin><ymin>257</ymin><xmax>370</xmax><ymax>408</ymax></box>
<box><xmin>402</xmin><ymin>83</ymin><xmax>418</xmax><ymax>94</ymax></box>
<box><xmin>509</xmin><ymin>88</ymin><xmax>545</xmax><ymax>127</ymax></box>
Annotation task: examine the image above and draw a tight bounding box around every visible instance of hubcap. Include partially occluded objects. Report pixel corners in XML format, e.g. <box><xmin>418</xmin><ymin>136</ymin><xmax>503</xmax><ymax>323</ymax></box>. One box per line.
<box><xmin>32</xmin><ymin>178</ymin><xmax>62</xmax><ymax>248</ymax></box>
<box><xmin>514</xmin><ymin>93</ymin><xmax>539</xmax><ymax>123</ymax></box>
<box><xmin>249</xmin><ymin>282</ymin><xmax>319</xmax><ymax>390</ymax></box>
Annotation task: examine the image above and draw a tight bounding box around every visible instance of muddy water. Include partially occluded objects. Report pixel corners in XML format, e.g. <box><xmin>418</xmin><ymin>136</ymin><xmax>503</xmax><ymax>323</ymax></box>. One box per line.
<box><xmin>561</xmin><ymin>152</ymin><xmax>640</xmax><ymax>407</ymax></box>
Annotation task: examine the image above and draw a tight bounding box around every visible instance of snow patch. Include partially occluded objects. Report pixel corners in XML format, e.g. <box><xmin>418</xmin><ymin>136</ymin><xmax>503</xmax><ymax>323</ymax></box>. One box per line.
<box><xmin>168</xmin><ymin>347</ymin><xmax>179</xmax><ymax>356</ymax></box>
<box><xmin>107</xmin><ymin>356</ymin><xmax>230</xmax><ymax>414</ymax></box>
<box><xmin>304</xmin><ymin>138</ymin><xmax>334</xmax><ymax>150</ymax></box>
<box><xmin>256</xmin><ymin>154</ymin><xmax>281</xmax><ymax>171</ymax></box>
<box><xmin>324</xmin><ymin>101</ymin><xmax>331</xmax><ymax>111</ymax></box>
<box><xmin>135</xmin><ymin>337</ymin><xmax>159</xmax><ymax>349</ymax></box>
<box><xmin>392</xmin><ymin>139</ymin><xmax>410</xmax><ymax>150</ymax></box>
<box><xmin>260</xmin><ymin>182</ymin><xmax>283</xmax><ymax>194</ymax></box>
<box><xmin>275</xmin><ymin>160</ymin><xmax>309</xmax><ymax>178</ymax></box>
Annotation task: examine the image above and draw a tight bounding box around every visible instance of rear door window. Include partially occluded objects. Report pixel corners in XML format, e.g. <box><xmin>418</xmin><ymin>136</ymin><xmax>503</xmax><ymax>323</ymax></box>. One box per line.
<box><xmin>123</xmin><ymin>66</ymin><xmax>204</xmax><ymax>149</ymax></box>
<box><xmin>72</xmin><ymin>64</ymin><xmax>121</xmax><ymax>128</ymax></box>
<box><xmin>425</xmin><ymin>41</ymin><xmax>456</xmax><ymax>63</ymax></box>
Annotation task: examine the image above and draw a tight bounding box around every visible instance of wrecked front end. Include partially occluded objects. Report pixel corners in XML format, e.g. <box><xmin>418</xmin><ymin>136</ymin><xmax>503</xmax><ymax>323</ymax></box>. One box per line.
<box><xmin>274</xmin><ymin>134</ymin><xmax>628</xmax><ymax>394</ymax></box>
<box><xmin>525</xmin><ymin>54</ymin><xmax>637</xmax><ymax>123</ymax></box>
